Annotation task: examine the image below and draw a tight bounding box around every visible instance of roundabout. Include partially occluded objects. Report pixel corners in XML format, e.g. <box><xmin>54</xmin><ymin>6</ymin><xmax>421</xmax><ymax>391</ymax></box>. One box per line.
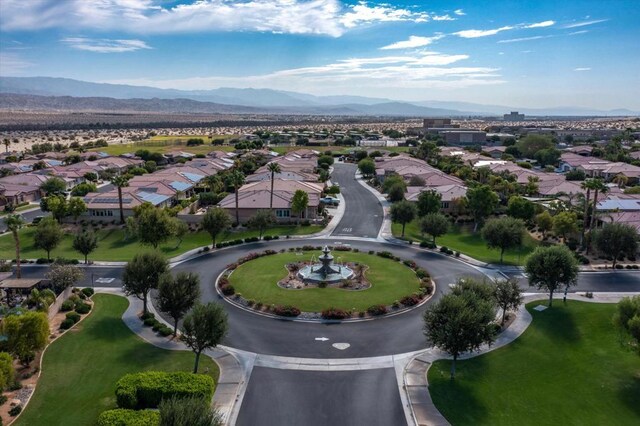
<box><xmin>221</xmin><ymin>245</ymin><xmax>428</xmax><ymax>315</ymax></box>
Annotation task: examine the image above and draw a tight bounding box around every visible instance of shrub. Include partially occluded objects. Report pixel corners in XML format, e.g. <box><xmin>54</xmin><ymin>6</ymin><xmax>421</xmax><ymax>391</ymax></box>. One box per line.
<box><xmin>115</xmin><ymin>371</ymin><xmax>215</xmax><ymax>409</ymax></box>
<box><xmin>318</xmin><ymin>281</ymin><xmax>328</xmax><ymax>289</ymax></box>
<box><xmin>273</xmin><ymin>305</ymin><xmax>301</xmax><ymax>317</ymax></box>
<box><xmin>615</xmin><ymin>264</ymin><xmax>624</xmax><ymax>269</ymax></box>
<box><xmin>0</xmin><ymin>353</ymin><xmax>15</xmax><ymax>391</ymax></box>
<box><xmin>321</xmin><ymin>308</ymin><xmax>351</xmax><ymax>320</ymax></box>
<box><xmin>152</xmin><ymin>322</ymin><xmax>162</xmax><ymax>332</ymax></box>
<box><xmin>158</xmin><ymin>326</ymin><xmax>173</xmax><ymax>337</ymax></box>
<box><xmin>367</xmin><ymin>305</ymin><xmax>388</xmax><ymax>316</ymax></box>
<box><xmin>143</xmin><ymin>318</ymin><xmax>159</xmax><ymax>327</ymax></box>
<box><xmin>376</xmin><ymin>251</ymin><xmax>394</xmax><ymax>259</ymax></box>
<box><xmin>60</xmin><ymin>318</ymin><xmax>75</xmax><ymax>330</ymax></box>
<box><xmin>75</xmin><ymin>302</ymin><xmax>91</xmax><ymax>314</ymax></box>
<box><xmin>60</xmin><ymin>299</ymin><xmax>75</xmax><ymax>312</ymax></box>
<box><xmin>140</xmin><ymin>312</ymin><xmax>155</xmax><ymax>321</ymax></box>
<box><xmin>0</xmin><ymin>394</ymin><xmax>7</xmax><ymax>406</ymax></box>
<box><xmin>420</xmin><ymin>279</ymin><xmax>434</xmax><ymax>295</ymax></box>
<box><xmin>415</xmin><ymin>268</ymin><xmax>429</xmax><ymax>279</ymax></box>
<box><xmin>66</xmin><ymin>312</ymin><xmax>81</xmax><ymax>324</ymax></box>
<box><xmin>8</xmin><ymin>405</ymin><xmax>21</xmax><ymax>417</ymax></box>
<box><xmin>403</xmin><ymin>259</ymin><xmax>416</xmax><ymax>268</ymax></box>
<box><xmin>221</xmin><ymin>285</ymin><xmax>235</xmax><ymax>296</ymax></box>
<box><xmin>81</xmin><ymin>287</ymin><xmax>95</xmax><ymax>297</ymax></box>
<box><xmin>400</xmin><ymin>295</ymin><xmax>421</xmax><ymax>307</ymax></box>
<box><xmin>97</xmin><ymin>409</ymin><xmax>160</xmax><ymax>426</ymax></box>
<box><xmin>244</xmin><ymin>237</ymin><xmax>259</xmax><ymax>243</ymax></box>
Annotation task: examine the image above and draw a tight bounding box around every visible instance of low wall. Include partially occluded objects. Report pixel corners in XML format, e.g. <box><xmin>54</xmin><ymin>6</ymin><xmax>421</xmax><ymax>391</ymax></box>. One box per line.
<box><xmin>48</xmin><ymin>286</ymin><xmax>73</xmax><ymax>320</ymax></box>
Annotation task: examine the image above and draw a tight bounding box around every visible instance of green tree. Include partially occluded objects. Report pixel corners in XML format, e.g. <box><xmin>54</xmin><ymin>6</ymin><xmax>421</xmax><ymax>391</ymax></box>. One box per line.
<box><xmin>612</xmin><ymin>295</ymin><xmax>640</xmax><ymax>350</ymax></box>
<box><xmin>122</xmin><ymin>251</ymin><xmax>169</xmax><ymax>314</ymax></box>
<box><xmin>466</xmin><ymin>185</ymin><xmax>500</xmax><ymax>232</ymax></box>
<box><xmin>534</xmin><ymin>148</ymin><xmax>561</xmax><ymax>167</ymax></box>
<box><xmin>67</xmin><ymin>197</ymin><xmax>87</xmax><ymax>221</ymax></box>
<box><xmin>423</xmin><ymin>290</ymin><xmax>496</xmax><ymax>379</ymax></box>
<box><xmin>535</xmin><ymin>210</ymin><xmax>553</xmax><ymax>238</ymax></box>
<box><xmin>144</xmin><ymin>160</ymin><xmax>157</xmax><ymax>173</ymax></box>
<box><xmin>247</xmin><ymin>210</ymin><xmax>275</xmax><ymax>239</ymax></box>
<box><xmin>0</xmin><ymin>352</ymin><xmax>15</xmax><ymax>390</ymax></box>
<box><xmin>229</xmin><ymin>170</ymin><xmax>245</xmax><ymax>225</ymax></box>
<box><xmin>417</xmin><ymin>141</ymin><xmax>440</xmax><ymax>162</ymax></box>
<box><xmin>387</xmin><ymin>183</ymin><xmax>406</xmax><ymax>202</ymax></box>
<box><xmin>181</xmin><ymin>303</ymin><xmax>228</xmax><ymax>373</ymax></box>
<box><xmin>3</xmin><ymin>214</ymin><xmax>25</xmax><ymax>278</ymax></box>
<box><xmin>34</xmin><ymin>217</ymin><xmax>63</xmax><ymax>260</ymax></box>
<box><xmin>157</xmin><ymin>272</ymin><xmax>201</xmax><ymax>337</ymax></box>
<box><xmin>507</xmin><ymin>196</ymin><xmax>535</xmax><ymax>222</ymax></box>
<box><xmin>588</xmin><ymin>178</ymin><xmax>608</xmax><ymax>236</ymax></box>
<box><xmin>553</xmin><ymin>211</ymin><xmax>578</xmax><ymax>243</ymax></box>
<box><xmin>27</xmin><ymin>288</ymin><xmax>56</xmax><ymax>312</ymax></box>
<box><xmin>71</xmin><ymin>182</ymin><xmax>98</xmax><ymax>196</ymax></box>
<box><xmin>416</xmin><ymin>190</ymin><xmax>441</xmax><ymax>217</ymax></box>
<box><xmin>130</xmin><ymin>203</ymin><xmax>176</xmax><ymax>249</ymax></box>
<box><xmin>40</xmin><ymin>195</ymin><xmax>68</xmax><ymax>222</ymax></box>
<box><xmin>593</xmin><ymin>223</ymin><xmax>638</xmax><ymax>268</ymax></box>
<box><xmin>419</xmin><ymin>213</ymin><xmax>449</xmax><ymax>245</ymax></box>
<box><xmin>159</xmin><ymin>395</ymin><xmax>223</xmax><ymax>426</ymax></box>
<box><xmin>73</xmin><ymin>231</ymin><xmax>98</xmax><ymax>263</ymax></box>
<box><xmin>45</xmin><ymin>263</ymin><xmax>84</xmax><ymax>293</ymax></box>
<box><xmin>382</xmin><ymin>175</ymin><xmax>406</xmax><ymax>193</ymax></box>
<box><xmin>291</xmin><ymin>190</ymin><xmax>309</xmax><ymax>223</ymax></box>
<box><xmin>516</xmin><ymin>134</ymin><xmax>555</xmax><ymax>158</ymax></box>
<box><xmin>481</xmin><ymin>217</ymin><xmax>525</xmax><ymax>263</ymax></box>
<box><xmin>357</xmin><ymin>158</ymin><xmax>376</xmax><ymax>178</ymax></box>
<box><xmin>390</xmin><ymin>200</ymin><xmax>416</xmax><ymax>237</ymax></box>
<box><xmin>40</xmin><ymin>177</ymin><xmax>67</xmax><ymax>195</ymax></box>
<box><xmin>317</xmin><ymin>154</ymin><xmax>334</xmax><ymax>169</ymax></box>
<box><xmin>2</xmin><ymin>311</ymin><xmax>48</xmax><ymax>366</ymax></box>
<box><xmin>525</xmin><ymin>245</ymin><xmax>579</xmax><ymax>307</ymax></box>
<box><xmin>267</xmin><ymin>162</ymin><xmax>281</xmax><ymax>212</ymax></box>
<box><xmin>173</xmin><ymin>219</ymin><xmax>189</xmax><ymax>248</ymax></box>
<box><xmin>201</xmin><ymin>207</ymin><xmax>232</xmax><ymax>248</ymax></box>
<box><xmin>493</xmin><ymin>278</ymin><xmax>523</xmax><ymax>325</ymax></box>
<box><xmin>110</xmin><ymin>175</ymin><xmax>130</xmax><ymax>224</ymax></box>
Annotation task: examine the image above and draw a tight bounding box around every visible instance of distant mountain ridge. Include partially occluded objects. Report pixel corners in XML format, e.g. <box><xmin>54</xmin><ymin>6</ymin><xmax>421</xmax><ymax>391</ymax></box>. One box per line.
<box><xmin>0</xmin><ymin>76</ymin><xmax>637</xmax><ymax>117</ymax></box>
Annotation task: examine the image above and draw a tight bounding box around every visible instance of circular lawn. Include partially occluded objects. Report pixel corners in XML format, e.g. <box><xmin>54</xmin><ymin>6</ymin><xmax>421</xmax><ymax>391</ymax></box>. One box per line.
<box><xmin>226</xmin><ymin>251</ymin><xmax>421</xmax><ymax>312</ymax></box>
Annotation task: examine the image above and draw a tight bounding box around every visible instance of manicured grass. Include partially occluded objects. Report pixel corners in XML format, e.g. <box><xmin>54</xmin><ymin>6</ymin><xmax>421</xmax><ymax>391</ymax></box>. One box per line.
<box><xmin>428</xmin><ymin>301</ymin><xmax>640</xmax><ymax>426</ymax></box>
<box><xmin>91</xmin><ymin>135</ymin><xmax>238</xmax><ymax>156</ymax></box>
<box><xmin>228</xmin><ymin>251</ymin><xmax>421</xmax><ymax>311</ymax></box>
<box><xmin>392</xmin><ymin>222</ymin><xmax>538</xmax><ymax>265</ymax></box>
<box><xmin>15</xmin><ymin>294</ymin><xmax>219</xmax><ymax>426</ymax></box>
<box><xmin>0</xmin><ymin>225</ymin><xmax>322</xmax><ymax>261</ymax></box>
<box><xmin>0</xmin><ymin>204</ymin><xmax>37</xmax><ymax>216</ymax></box>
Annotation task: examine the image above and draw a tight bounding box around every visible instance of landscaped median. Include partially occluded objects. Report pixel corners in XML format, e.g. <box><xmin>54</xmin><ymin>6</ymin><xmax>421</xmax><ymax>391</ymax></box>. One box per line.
<box><xmin>216</xmin><ymin>246</ymin><xmax>435</xmax><ymax>320</ymax></box>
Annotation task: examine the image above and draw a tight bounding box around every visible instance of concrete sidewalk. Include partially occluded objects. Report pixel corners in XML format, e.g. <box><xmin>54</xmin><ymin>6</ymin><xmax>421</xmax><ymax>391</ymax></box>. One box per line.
<box><xmin>96</xmin><ymin>288</ymin><xmax>246</xmax><ymax>425</ymax></box>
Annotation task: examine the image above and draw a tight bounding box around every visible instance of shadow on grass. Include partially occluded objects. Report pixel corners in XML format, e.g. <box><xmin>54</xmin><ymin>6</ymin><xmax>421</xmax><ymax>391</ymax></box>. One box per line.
<box><xmin>529</xmin><ymin>303</ymin><xmax>581</xmax><ymax>343</ymax></box>
<box><xmin>84</xmin><ymin>316</ymin><xmax>130</xmax><ymax>341</ymax></box>
<box><xmin>617</xmin><ymin>373</ymin><xmax>640</xmax><ymax>417</ymax></box>
<box><xmin>428</xmin><ymin>358</ymin><xmax>490</xmax><ymax>424</ymax></box>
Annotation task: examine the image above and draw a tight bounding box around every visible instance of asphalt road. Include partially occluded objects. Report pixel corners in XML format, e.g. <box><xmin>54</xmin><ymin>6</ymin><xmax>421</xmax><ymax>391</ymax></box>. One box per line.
<box><xmin>0</xmin><ymin>207</ymin><xmax>49</xmax><ymax>232</ymax></box>
<box><xmin>330</xmin><ymin>162</ymin><xmax>383</xmax><ymax>238</ymax></box>
<box><xmin>236</xmin><ymin>368</ymin><xmax>405</xmax><ymax>426</ymax></box>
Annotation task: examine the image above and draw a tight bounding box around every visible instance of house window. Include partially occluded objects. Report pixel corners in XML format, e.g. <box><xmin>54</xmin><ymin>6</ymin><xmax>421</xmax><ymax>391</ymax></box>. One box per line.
<box><xmin>275</xmin><ymin>209</ymin><xmax>290</xmax><ymax>218</ymax></box>
<box><xmin>442</xmin><ymin>201</ymin><xmax>450</xmax><ymax>209</ymax></box>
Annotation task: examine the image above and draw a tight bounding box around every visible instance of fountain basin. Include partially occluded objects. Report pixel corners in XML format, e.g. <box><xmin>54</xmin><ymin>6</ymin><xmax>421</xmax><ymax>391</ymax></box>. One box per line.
<box><xmin>297</xmin><ymin>264</ymin><xmax>354</xmax><ymax>283</ymax></box>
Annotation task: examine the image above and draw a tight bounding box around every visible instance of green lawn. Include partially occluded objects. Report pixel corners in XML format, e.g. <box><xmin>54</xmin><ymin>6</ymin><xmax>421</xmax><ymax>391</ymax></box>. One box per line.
<box><xmin>91</xmin><ymin>135</ymin><xmax>238</xmax><ymax>156</ymax></box>
<box><xmin>428</xmin><ymin>301</ymin><xmax>640</xmax><ymax>426</ymax></box>
<box><xmin>0</xmin><ymin>225</ymin><xmax>322</xmax><ymax>262</ymax></box>
<box><xmin>228</xmin><ymin>251</ymin><xmax>420</xmax><ymax>311</ymax></box>
<box><xmin>0</xmin><ymin>204</ymin><xmax>37</xmax><ymax>217</ymax></box>
<box><xmin>392</xmin><ymin>222</ymin><xmax>538</xmax><ymax>265</ymax></box>
<box><xmin>15</xmin><ymin>294</ymin><xmax>219</xmax><ymax>426</ymax></box>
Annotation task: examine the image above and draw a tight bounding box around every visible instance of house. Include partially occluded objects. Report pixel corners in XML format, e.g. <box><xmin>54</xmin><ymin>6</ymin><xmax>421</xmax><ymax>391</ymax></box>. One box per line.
<box><xmin>406</xmin><ymin>184</ymin><xmax>468</xmax><ymax>212</ymax></box>
<box><xmin>83</xmin><ymin>187</ymin><xmax>173</xmax><ymax>221</ymax></box>
<box><xmin>217</xmin><ymin>180</ymin><xmax>323</xmax><ymax>224</ymax></box>
<box><xmin>565</xmin><ymin>145</ymin><xmax>593</xmax><ymax>156</ymax></box>
<box><xmin>246</xmin><ymin>170</ymin><xmax>319</xmax><ymax>183</ymax></box>
<box><xmin>0</xmin><ymin>182</ymin><xmax>41</xmax><ymax>206</ymax></box>
<box><xmin>482</xmin><ymin>146</ymin><xmax>508</xmax><ymax>159</ymax></box>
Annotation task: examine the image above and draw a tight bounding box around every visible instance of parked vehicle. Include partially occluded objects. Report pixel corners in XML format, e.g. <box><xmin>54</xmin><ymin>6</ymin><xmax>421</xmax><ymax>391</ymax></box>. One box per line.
<box><xmin>320</xmin><ymin>197</ymin><xmax>340</xmax><ymax>206</ymax></box>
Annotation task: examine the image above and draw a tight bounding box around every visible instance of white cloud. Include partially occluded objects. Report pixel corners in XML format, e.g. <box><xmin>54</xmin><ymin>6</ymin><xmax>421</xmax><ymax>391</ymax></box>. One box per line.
<box><xmin>431</xmin><ymin>14</ymin><xmax>455</xmax><ymax>21</ymax></box>
<box><xmin>498</xmin><ymin>35</ymin><xmax>553</xmax><ymax>44</ymax></box>
<box><xmin>0</xmin><ymin>0</ymin><xmax>458</xmax><ymax>37</ymax></box>
<box><xmin>454</xmin><ymin>26</ymin><xmax>514</xmax><ymax>38</ymax></box>
<box><xmin>380</xmin><ymin>35</ymin><xmax>443</xmax><ymax>50</ymax></box>
<box><xmin>574</xmin><ymin>67</ymin><xmax>591</xmax><ymax>71</ymax></box>
<box><xmin>524</xmin><ymin>20</ymin><xmax>555</xmax><ymax>28</ymax></box>
<box><xmin>563</xmin><ymin>19</ymin><xmax>608</xmax><ymax>29</ymax></box>
<box><xmin>61</xmin><ymin>37</ymin><xmax>152</xmax><ymax>53</ymax></box>
<box><xmin>0</xmin><ymin>52</ymin><xmax>33</xmax><ymax>75</ymax></box>
<box><xmin>569</xmin><ymin>30</ymin><xmax>589</xmax><ymax>35</ymax></box>
<box><xmin>454</xmin><ymin>9</ymin><xmax>465</xmax><ymax>16</ymax></box>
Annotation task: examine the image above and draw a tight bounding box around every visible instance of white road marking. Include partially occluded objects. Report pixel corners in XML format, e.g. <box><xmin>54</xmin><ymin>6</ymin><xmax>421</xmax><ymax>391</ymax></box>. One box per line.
<box><xmin>341</xmin><ymin>227</ymin><xmax>352</xmax><ymax>233</ymax></box>
<box><xmin>332</xmin><ymin>343</ymin><xmax>350</xmax><ymax>350</ymax></box>
<box><xmin>315</xmin><ymin>337</ymin><xmax>329</xmax><ymax>342</ymax></box>
<box><xmin>95</xmin><ymin>277</ymin><xmax>115</xmax><ymax>284</ymax></box>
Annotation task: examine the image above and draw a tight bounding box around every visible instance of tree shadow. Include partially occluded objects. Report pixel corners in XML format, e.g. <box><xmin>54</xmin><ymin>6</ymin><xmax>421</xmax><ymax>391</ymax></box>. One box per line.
<box><xmin>530</xmin><ymin>304</ymin><xmax>581</xmax><ymax>343</ymax></box>
<box><xmin>617</xmin><ymin>373</ymin><xmax>640</xmax><ymax>417</ymax></box>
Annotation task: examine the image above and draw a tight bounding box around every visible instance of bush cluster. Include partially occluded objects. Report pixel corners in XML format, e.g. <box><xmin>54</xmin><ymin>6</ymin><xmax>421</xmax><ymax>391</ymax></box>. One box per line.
<box><xmin>60</xmin><ymin>299</ymin><xmax>75</xmax><ymax>312</ymax></box>
<box><xmin>66</xmin><ymin>312</ymin><xmax>81</xmax><ymax>323</ymax></box>
<box><xmin>321</xmin><ymin>308</ymin><xmax>351</xmax><ymax>320</ymax></box>
<box><xmin>367</xmin><ymin>305</ymin><xmax>388</xmax><ymax>316</ymax></box>
<box><xmin>97</xmin><ymin>409</ymin><xmax>160</xmax><ymax>426</ymax></box>
<box><xmin>81</xmin><ymin>287</ymin><xmax>95</xmax><ymax>297</ymax></box>
<box><xmin>262</xmin><ymin>235</ymin><xmax>280</xmax><ymax>241</ymax></box>
<box><xmin>115</xmin><ymin>371</ymin><xmax>215</xmax><ymax>410</ymax></box>
<box><xmin>419</xmin><ymin>241</ymin><xmax>437</xmax><ymax>249</ymax></box>
<box><xmin>439</xmin><ymin>246</ymin><xmax>454</xmax><ymax>255</ymax></box>
<box><xmin>75</xmin><ymin>302</ymin><xmax>91</xmax><ymax>314</ymax></box>
<box><xmin>400</xmin><ymin>295</ymin><xmax>421</xmax><ymax>307</ymax></box>
<box><xmin>60</xmin><ymin>318</ymin><xmax>75</xmax><ymax>330</ymax></box>
<box><xmin>273</xmin><ymin>305</ymin><xmax>301</xmax><ymax>317</ymax></box>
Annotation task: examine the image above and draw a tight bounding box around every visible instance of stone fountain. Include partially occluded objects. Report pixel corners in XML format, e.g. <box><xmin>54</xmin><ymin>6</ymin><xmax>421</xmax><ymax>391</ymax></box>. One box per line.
<box><xmin>297</xmin><ymin>246</ymin><xmax>354</xmax><ymax>283</ymax></box>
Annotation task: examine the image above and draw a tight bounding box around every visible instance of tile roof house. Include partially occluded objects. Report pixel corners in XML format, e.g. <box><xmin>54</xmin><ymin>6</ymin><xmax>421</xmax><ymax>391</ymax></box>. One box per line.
<box><xmin>83</xmin><ymin>185</ymin><xmax>174</xmax><ymax>221</ymax></box>
<box><xmin>406</xmin><ymin>184</ymin><xmax>468</xmax><ymax>212</ymax></box>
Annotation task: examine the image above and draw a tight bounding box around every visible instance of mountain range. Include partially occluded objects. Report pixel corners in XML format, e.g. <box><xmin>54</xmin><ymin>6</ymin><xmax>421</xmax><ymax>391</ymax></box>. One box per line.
<box><xmin>0</xmin><ymin>76</ymin><xmax>638</xmax><ymax>117</ymax></box>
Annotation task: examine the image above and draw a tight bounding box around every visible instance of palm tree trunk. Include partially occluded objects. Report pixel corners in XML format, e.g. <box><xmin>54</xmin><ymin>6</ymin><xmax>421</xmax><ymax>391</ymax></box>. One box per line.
<box><xmin>14</xmin><ymin>232</ymin><xmax>21</xmax><ymax>279</ymax></box>
<box><xmin>589</xmin><ymin>189</ymin><xmax>599</xmax><ymax>232</ymax></box>
<box><xmin>581</xmin><ymin>189</ymin><xmax>590</xmax><ymax>244</ymax></box>
<box><xmin>234</xmin><ymin>186</ymin><xmax>240</xmax><ymax>225</ymax></box>
<box><xmin>270</xmin><ymin>172</ymin><xmax>274</xmax><ymax>212</ymax></box>
<box><xmin>118</xmin><ymin>186</ymin><xmax>124</xmax><ymax>224</ymax></box>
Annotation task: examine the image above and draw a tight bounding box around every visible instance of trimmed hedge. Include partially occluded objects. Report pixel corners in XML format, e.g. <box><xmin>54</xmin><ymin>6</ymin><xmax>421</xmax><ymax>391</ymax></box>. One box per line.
<box><xmin>75</xmin><ymin>302</ymin><xmax>91</xmax><ymax>314</ymax></box>
<box><xmin>66</xmin><ymin>312</ymin><xmax>81</xmax><ymax>324</ymax></box>
<box><xmin>115</xmin><ymin>371</ymin><xmax>215</xmax><ymax>409</ymax></box>
<box><xmin>97</xmin><ymin>409</ymin><xmax>160</xmax><ymax>426</ymax></box>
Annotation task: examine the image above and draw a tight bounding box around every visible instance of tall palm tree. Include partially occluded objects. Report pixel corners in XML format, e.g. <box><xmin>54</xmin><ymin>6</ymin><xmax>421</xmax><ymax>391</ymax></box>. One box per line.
<box><xmin>229</xmin><ymin>170</ymin><xmax>245</xmax><ymax>225</ymax></box>
<box><xmin>267</xmin><ymin>162</ymin><xmax>281</xmax><ymax>213</ymax></box>
<box><xmin>4</xmin><ymin>214</ymin><xmax>25</xmax><ymax>278</ymax></box>
<box><xmin>589</xmin><ymin>178</ymin><xmax>608</xmax><ymax>232</ymax></box>
<box><xmin>110</xmin><ymin>175</ymin><xmax>130</xmax><ymax>224</ymax></box>
<box><xmin>612</xmin><ymin>173</ymin><xmax>628</xmax><ymax>188</ymax></box>
<box><xmin>580</xmin><ymin>178</ymin><xmax>596</xmax><ymax>245</ymax></box>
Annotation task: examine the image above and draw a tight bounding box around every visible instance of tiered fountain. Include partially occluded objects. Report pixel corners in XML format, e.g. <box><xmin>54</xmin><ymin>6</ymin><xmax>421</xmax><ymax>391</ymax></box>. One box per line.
<box><xmin>297</xmin><ymin>246</ymin><xmax>354</xmax><ymax>283</ymax></box>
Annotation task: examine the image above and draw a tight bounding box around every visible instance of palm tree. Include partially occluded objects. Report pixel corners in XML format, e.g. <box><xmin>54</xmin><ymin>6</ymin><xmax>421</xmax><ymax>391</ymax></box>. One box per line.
<box><xmin>203</xmin><ymin>174</ymin><xmax>223</xmax><ymax>193</ymax></box>
<box><xmin>229</xmin><ymin>170</ymin><xmax>245</xmax><ymax>225</ymax></box>
<box><xmin>580</xmin><ymin>179</ymin><xmax>596</xmax><ymax>245</ymax></box>
<box><xmin>110</xmin><ymin>175</ymin><xmax>130</xmax><ymax>224</ymax></box>
<box><xmin>612</xmin><ymin>173</ymin><xmax>628</xmax><ymax>188</ymax></box>
<box><xmin>267</xmin><ymin>162</ymin><xmax>281</xmax><ymax>213</ymax></box>
<box><xmin>2</xmin><ymin>138</ymin><xmax>10</xmax><ymax>153</ymax></box>
<box><xmin>4</xmin><ymin>214</ymin><xmax>25</xmax><ymax>278</ymax></box>
<box><xmin>589</xmin><ymin>178</ymin><xmax>608</xmax><ymax>232</ymax></box>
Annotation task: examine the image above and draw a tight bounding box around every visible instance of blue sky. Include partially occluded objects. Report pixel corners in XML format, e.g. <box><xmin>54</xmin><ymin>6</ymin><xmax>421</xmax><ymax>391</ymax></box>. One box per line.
<box><xmin>0</xmin><ymin>0</ymin><xmax>638</xmax><ymax>109</ymax></box>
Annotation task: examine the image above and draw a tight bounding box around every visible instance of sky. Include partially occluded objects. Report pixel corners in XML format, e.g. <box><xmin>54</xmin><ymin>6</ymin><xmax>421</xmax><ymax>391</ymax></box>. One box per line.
<box><xmin>0</xmin><ymin>0</ymin><xmax>639</xmax><ymax>110</ymax></box>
